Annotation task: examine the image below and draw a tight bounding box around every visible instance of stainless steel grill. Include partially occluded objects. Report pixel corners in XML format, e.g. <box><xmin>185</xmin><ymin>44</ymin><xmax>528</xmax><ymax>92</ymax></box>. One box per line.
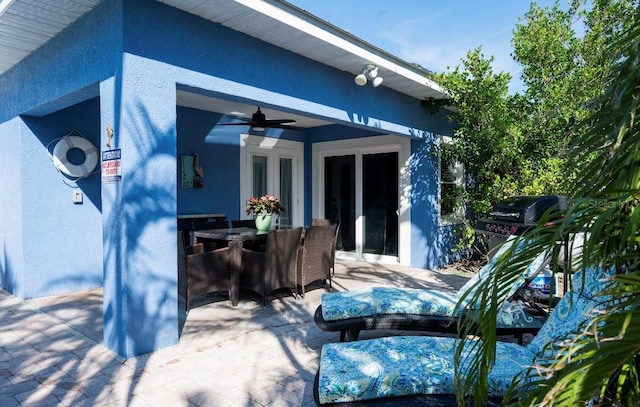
<box><xmin>475</xmin><ymin>195</ymin><xmax>567</xmax><ymax>240</ymax></box>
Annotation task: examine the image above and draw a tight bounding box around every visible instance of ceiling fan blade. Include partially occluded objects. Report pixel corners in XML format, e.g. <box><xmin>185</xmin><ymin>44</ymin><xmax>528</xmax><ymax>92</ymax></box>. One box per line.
<box><xmin>267</xmin><ymin>123</ymin><xmax>303</xmax><ymax>130</ymax></box>
<box><xmin>217</xmin><ymin>107</ymin><xmax>300</xmax><ymax>130</ymax></box>
<box><xmin>264</xmin><ymin>119</ymin><xmax>296</xmax><ymax>125</ymax></box>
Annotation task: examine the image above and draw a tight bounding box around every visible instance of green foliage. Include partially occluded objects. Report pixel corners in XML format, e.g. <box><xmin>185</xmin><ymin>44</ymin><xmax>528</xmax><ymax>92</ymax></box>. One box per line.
<box><xmin>453</xmin><ymin>8</ymin><xmax>640</xmax><ymax>406</ymax></box>
<box><xmin>428</xmin><ymin>0</ymin><xmax>637</xmax><ymax>221</ymax></box>
<box><xmin>450</xmin><ymin>220</ymin><xmax>479</xmax><ymax>257</ymax></box>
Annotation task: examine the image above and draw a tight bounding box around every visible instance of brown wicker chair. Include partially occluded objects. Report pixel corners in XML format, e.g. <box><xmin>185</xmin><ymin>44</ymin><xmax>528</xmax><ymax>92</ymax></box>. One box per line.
<box><xmin>240</xmin><ymin>227</ymin><xmax>303</xmax><ymax>305</ymax></box>
<box><xmin>311</xmin><ymin>218</ymin><xmax>341</xmax><ymax>276</ymax></box>
<box><xmin>297</xmin><ymin>224</ymin><xmax>337</xmax><ymax>297</ymax></box>
<box><xmin>177</xmin><ymin>232</ymin><xmax>231</xmax><ymax>310</ymax></box>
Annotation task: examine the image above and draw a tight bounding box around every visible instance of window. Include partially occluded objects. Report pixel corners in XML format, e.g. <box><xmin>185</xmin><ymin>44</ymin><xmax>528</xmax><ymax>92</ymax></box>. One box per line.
<box><xmin>439</xmin><ymin>136</ymin><xmax>464</xmax><ymax>223</ymax></box>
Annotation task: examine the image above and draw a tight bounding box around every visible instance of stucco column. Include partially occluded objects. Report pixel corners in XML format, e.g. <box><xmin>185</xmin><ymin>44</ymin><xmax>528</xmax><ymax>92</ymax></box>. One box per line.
<box><xmin>100</xmin><ymin>59</ymin><xmax>179</xmax><ymax>357</ymax></box>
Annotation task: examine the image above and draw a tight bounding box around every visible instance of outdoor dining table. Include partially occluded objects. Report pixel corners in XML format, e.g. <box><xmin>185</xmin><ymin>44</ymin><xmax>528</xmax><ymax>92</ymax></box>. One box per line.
<box><xmin>193</xmin><ymin>227</ymin><xmax>269</xmax><ymax>306</ymax></box>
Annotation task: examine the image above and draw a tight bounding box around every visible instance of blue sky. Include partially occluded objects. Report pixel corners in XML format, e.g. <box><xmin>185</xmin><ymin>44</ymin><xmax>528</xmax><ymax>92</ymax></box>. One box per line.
<box><xmin>288</xmin><ymin>1</ymin><xmax>559</xmax><ymax>93</ymax></box>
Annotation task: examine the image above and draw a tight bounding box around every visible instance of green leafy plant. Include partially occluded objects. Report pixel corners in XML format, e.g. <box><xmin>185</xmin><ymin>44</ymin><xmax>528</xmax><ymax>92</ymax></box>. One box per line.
<box><xmin>245</xmin><ymin>194</ymin><xmax>285</xmax><ymax>216</ymax></box>
<box><xmin>453</xmin><ymin>11</ymin><xmax>640</xmax><ymax>406</ymax></box>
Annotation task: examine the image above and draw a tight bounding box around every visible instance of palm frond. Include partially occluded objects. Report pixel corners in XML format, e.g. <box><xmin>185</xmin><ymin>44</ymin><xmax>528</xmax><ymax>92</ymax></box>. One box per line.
<box><xmin>454</xmin><ymin>12</ymin><xmax>640</xmax><ymax>406</ymax></box>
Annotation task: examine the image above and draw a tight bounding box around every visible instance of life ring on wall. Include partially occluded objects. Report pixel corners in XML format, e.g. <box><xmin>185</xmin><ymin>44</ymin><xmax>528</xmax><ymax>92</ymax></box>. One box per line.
<box><xmin>52</xmin><ymin>134</ymin><xmax>99</xmax><ymax>178</ymax></box>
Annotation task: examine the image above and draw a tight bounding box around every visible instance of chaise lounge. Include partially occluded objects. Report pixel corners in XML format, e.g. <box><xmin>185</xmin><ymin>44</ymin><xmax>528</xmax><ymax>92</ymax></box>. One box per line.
<box><xmin>315</xmin><ymin>237</ymin><xmax>550</xmax><ymax>341</ymax></box>
<box><xmin>314</xmin><ymin>266</ymin><xmax>613</xmax><ymax>405</ymax></box>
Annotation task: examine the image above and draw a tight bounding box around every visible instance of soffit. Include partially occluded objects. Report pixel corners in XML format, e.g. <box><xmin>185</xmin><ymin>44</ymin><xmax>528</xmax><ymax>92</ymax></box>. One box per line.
<box><xmin>0</xmin><ymin>0</ymin><xmax>101</xmax><ymax>74</ymax></box>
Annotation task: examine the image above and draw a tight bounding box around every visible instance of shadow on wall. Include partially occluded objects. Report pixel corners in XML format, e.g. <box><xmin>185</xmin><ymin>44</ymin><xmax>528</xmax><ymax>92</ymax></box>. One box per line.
<box><xmin>101</xmin><ymin>101</ymin><xmax>181</xmax><ymax>357</ymax></box>
<box><xmin>0</xmin><ymin>241</ymin><xmax>15</xmax><ymax>293</ymax></box>
<box><xmin>23</xmin><ymin>97</ymin><xmax>102</xmax><ymax>209</ymax></box>
<box><xmin>407</xmin><ymin>135</ymin><xmax>462</xmax><ymax>270</ymax></box>
<box><xmin>18</xmin><ymin>97</ymin><xmax>103</xmax><ymax>297</ymax></box>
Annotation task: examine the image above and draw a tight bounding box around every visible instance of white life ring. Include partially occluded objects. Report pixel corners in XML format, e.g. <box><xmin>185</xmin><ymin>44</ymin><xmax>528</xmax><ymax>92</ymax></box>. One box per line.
<box><xmin>52</xmin><ymin>135</ymin><xmax>99</xmax><ymax>178</ymax></box>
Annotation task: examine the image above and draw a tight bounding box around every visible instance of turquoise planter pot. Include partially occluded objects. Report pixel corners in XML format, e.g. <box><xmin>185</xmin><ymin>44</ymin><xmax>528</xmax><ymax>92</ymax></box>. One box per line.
<box><xmin>254</xmin><ymin>214</ymin><xmax>273</xmax><ymax>232</ymax></box>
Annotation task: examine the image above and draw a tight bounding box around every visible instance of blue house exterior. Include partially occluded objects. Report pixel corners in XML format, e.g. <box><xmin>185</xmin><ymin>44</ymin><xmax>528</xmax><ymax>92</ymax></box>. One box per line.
<box><xmin>0</xmin><ymin>0</ymin><xmax>457</xmax><ymax>357</ymax></box>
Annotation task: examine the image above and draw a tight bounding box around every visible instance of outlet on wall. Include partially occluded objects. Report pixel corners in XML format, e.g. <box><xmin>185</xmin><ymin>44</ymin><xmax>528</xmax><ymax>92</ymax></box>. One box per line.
<box><xmin>73</xmin><ymin>190</ymin><xmax>83</xmax><ymax>204</ymax></box>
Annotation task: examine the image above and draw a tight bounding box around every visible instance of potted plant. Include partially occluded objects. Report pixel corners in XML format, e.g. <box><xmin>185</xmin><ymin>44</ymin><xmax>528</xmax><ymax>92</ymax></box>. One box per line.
<box><xmin>245</xmin><ymin>194</ymin><xmax>285</xmax><ymax>231</ymax></box>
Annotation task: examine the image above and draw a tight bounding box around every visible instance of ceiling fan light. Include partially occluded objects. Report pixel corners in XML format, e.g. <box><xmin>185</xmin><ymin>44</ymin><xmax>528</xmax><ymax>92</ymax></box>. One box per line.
<box><xmin>354</xmin><ymin>74</ymin><xmax>367</xmax><ymax>86</ymax></box>
<box><xmin>372</xmin><ymin>76</ymin><xmax>384</xmax><ymax>87</ymax></box>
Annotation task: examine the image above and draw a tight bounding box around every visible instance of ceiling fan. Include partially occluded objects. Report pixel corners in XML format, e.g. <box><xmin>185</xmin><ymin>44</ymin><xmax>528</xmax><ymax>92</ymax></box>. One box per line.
<box><xmin>220</xmin><ymin>107</ymin><xmax>300</xmax><ymax>130</ymax></box>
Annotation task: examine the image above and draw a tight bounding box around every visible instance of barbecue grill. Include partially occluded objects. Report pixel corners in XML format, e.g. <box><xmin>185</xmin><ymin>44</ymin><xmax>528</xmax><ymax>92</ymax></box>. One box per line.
<box><xmin>475</xmin><ymin>195</ymin><xmax>567</xmax><ymax>250</ymax></box>
<box><xmin>476</xmin><ymin>195</ymin><xmax>570</xmax><ymax>302</ymax></box>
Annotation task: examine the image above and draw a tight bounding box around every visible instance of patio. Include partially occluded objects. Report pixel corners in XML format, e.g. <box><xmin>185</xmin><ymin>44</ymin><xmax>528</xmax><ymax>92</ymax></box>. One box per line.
<box><xmin>1</xmin><ymin>259</ymin><xmax>472</xmax><ymax>406</ymax></box>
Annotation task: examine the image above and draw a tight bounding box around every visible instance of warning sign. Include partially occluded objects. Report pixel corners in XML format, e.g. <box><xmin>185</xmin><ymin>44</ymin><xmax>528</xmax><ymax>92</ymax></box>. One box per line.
<box><xmin>102</xmin><ymin>149</ymin><xmax>122</xmax><ymax>183</ymax></box>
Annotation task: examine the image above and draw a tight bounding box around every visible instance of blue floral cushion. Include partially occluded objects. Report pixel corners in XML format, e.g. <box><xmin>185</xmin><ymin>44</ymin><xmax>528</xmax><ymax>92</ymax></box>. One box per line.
<box><xmin>318</xmin><ymin>336</ymin><xmax>535</xmax><ymax>403</ymax></box>
<box><xmin>321</xmin><ymin>237</ymin><xmax>547</xmax><ymax>322</ymax></box>
<box><xmin>570</xmin><ymin>266</ymin><xmax>615</xmax><ymax>300</ymax></box>
<box><xmin>527</xmin><ymin>292</ymin><xmax>599</xmax><ymax>357</ymax></box>
<box><xmin>527</xmin><ymin>266</ymin><xmax>613</xmax><ymax>356</ymax></box>
<box><xmin>321</xmin><ymin>287</ymin><xmax>458</xmax><ymax>321</ymax></box>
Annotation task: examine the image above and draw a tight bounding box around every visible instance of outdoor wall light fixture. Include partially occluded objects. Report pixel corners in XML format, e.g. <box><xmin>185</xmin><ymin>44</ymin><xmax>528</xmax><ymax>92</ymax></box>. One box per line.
<box><xmin>355</xmin><ymin>64</ymin><xmax>383</xmax><ymax>87</ymax></box>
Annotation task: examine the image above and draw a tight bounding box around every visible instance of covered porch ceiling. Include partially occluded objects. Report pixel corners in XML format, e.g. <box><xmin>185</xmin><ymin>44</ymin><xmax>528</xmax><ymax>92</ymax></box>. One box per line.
<box><xmin>176</xmin><ymin>91</ymin><xmax>332</xmax><ymax>129</ymax></box>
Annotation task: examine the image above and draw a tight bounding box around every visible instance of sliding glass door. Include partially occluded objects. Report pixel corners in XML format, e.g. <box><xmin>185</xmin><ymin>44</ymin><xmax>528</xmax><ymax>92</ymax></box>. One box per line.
<box><xmin>320</xmin><ymin>146</ymin><xmax>400</xmax><ymax>261</ymax></box>
<box><xmin>324</xmin><ymin>155</ymin><xmax>355</xmax><ymax>251</ymax></box>
<box><xmin>363</xmin><ymin>152</ymin><xmax>398</xmax><ymax>256</ymax></box>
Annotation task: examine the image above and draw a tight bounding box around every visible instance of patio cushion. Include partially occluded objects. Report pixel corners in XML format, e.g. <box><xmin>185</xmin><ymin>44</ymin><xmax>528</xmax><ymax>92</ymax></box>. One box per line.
<box><xmin>321</xmin><ymin>237</ymin><xmax>548</xmax><ymax>322</ymax></box>
<box><xmin>570</xmin><ymin>265</ymin><xmax>615</xmax><ymax>300</ymax></box>
<box><xmin>321</xmin><ymin>287</ymin><xmax>458</xmax><ymax>321</ymax></box>
<box><xmin>527</xmin><ymin>266</ymin><xmax>613</xmax><ymax>356</ymax></box>
<box><xmin>318</xmin><ymin>335</ymin><xmax>535</xmax><ymax>404</ymax></box>
<box><xmin>317</xmin><ymin>266</ymin><xmax>617</xmax><ymax>404</ymax></box>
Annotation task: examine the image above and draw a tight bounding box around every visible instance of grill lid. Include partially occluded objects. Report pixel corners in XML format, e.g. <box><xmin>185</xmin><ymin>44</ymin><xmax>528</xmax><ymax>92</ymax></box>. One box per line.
<box><xmin>489</xmin><ymin>195</ymin><xmax>567</xmax><ymax>224</ymax></box>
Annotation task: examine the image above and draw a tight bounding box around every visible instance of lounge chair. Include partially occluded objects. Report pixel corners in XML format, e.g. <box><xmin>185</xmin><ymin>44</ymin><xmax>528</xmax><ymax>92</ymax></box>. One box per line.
<box><xmin>314</xmin><ymin>266</ymin><xmax>613</xmax><ymax>405</ymax></box>
<box><xmin>315</xmin><ymin>237</ymin><xmax>550</xmax><ymax>341</ymax></box>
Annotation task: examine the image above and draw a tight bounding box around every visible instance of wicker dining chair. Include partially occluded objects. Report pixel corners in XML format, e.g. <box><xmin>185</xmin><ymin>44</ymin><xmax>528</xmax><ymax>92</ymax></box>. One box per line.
<box><xmin>311</xmin><ymin>218</ymin><xmax>341</xmax><ymax>277</ymax></box>
<box><xmin>177</xmin><ymin>232</ymin><xmax>231</xmax><ymax>310</ymax></box>
<box><xmin>240</xmin><ymin>227</ymin><xmax>303</xmax><ymax>305</ymax></box>
<box><xmin>297</xmin><ymin>224</ymin><xmax>337</xmax><ymax>297</ymax></box>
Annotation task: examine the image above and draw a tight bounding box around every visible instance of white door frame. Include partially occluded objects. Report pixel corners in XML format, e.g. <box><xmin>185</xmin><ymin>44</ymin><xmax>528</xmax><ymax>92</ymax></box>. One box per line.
<box><xmin>240</xmin><ymin>134</ymin><xmax>304</xmax><ymax>227</ymax></box>
<box><xmin>312</xmin><ymin>135</ymin><xmax>411</xmax><ymax>266</ymax></box>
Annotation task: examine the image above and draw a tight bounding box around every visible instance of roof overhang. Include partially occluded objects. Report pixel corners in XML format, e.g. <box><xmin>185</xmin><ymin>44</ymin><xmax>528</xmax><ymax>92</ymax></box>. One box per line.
<box><xmin>0</xmin><ymin>0</ymin><xmax>449</xmax><ymax>101</ymax></box>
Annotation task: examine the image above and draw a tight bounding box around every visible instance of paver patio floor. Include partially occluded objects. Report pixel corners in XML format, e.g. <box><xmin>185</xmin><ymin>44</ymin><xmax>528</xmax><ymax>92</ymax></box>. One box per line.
<box><xmin>1</xmin><ymin>259</ymin><xmax>471</xmax><ymax>406</ymax></box>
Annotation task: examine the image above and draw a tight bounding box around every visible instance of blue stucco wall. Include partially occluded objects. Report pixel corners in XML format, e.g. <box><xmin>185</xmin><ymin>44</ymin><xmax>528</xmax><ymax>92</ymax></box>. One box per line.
<box><xmin>0</xmin><ymin>0</ymin><xmax>121</xmax><ymax>123</ymax></box>
<box><xmin>0</xmin><ymin>0</ymin><xmax>457</xmax><ymax>356</ymax></box>
<box><xmin>20</xmin><ymin>99</ymin><xmax>103</xmax><ymax>297</ymax></box>
<box><xmin>0</xmin><ymin>118</ymin><xmax>24</xmax><ymax>294</ymax></box>
<box><xmin>0</xmin><ymin>100</ymin><xmax>102</xmax><ymax>298</ymax></box>
<box><xmin>177</xmin><ymin>107</ymin><xmax>241</xmax><ymax>217</ymax></box>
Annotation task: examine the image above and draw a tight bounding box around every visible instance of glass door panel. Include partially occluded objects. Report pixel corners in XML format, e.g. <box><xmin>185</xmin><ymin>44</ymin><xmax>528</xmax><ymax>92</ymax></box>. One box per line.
<box><xmin>278</xmin><ymin>157</ymin><xmax>293</xmax><ymax>227</ymax></box>
<box><xmin>252</xmin><ymin>155</ymin><xmax>267</xmax><ymax>198</ymax></box>
<box><xmin>242</xmin><ymin>135</ymin><xmax>303</xmax><ymax>227</ymax></box>
<box><xmin>324</xmin><ymin>155</ymin><xmax>355</xmax><ymax>251</ymax></box>
<box><xmin>363</xmin><ymin>152</ymin><xmax>398</xmax><ymax>256</ymax></box>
